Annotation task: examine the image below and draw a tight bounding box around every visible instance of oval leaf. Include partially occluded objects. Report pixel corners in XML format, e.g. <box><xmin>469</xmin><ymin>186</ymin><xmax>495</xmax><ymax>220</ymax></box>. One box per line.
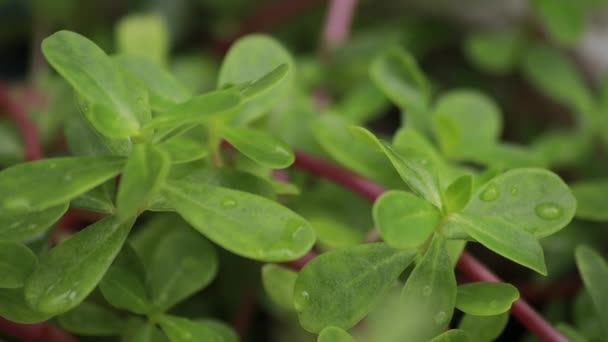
<box><xmin>159</xmin><ymin>135</ymin><xmax>208</xmax><ymax>164</ymax></box>
<box><xmin>444</xmin><ymin>175</ymin><xmax>473</xmax><ymax>213</ymax></box>
<box><xmin>158</xmin><ymin>315</ymin><xmax>223</xmax><ymax>342</ymax></box>
<box><xmin>116</xmin><ymin>13</ymin><xmax>169</xmax><ymax>66</ymax></box>
<box><xmin>458</xmin><ymin>312</ymin><xmax>509</xmax><ymax>342</ymax></box>
<box><xmin>0</xmin><ymin>288</ymin><xmax>53</xmax><ymax>323</ymax></box>
<box><xmin>456</xmin><ymin>282</ymin><xmax>519</xmax><ymax>316</ymax></box>
<box><xmin>262</xmin><ymin>264</ymin><xmax>298</xmax><ymax>311</ymax></box>
<box><xmin>222</xmin><ymin>126</ymin><xmax>294</xmax><ymax>168</ymax></box>
<box><xmin>57</xmin><ymin>301</ymin><xmax>125</xmax><ymax>336</ymax></box>
<box><xmin>464</xmin><ymin>168</ymin><xmax>576</xmax><ymax>238</ymax></box>
<box><xmin>318</xmin><ymin>326</ymin><xmax>355</xmax><ymax>342</ymax></box>
<box><xmin>373</xmin><ymin>190</ymin><xmax>440</xmax><ymax>249</ymax></box>
<box><xmin>25</xmin><ymin>216</ymin><xmax>135</xmax><ymax>314</ymax></box>
<box><xmin>571</xmin><ymin>180</ymin><xmax>608</xmax><ymax>221</ymax></box>
<box><xmin>294</xmin><ymin>243</ymin><xmax>416</xmax><ymax>333</ymax></box>
<box><xmin>430</xmin><ymin>329</ymin><xmax>471</xmax><ymax>342</ymax></box>
<box><xmin>0</xmin><ymin>242</ymin><xmax>37</xmax><ymax>288</ymax></box>
<box><xmin>0</xmin><ymin>203</ymin><xmax>68</xmax><ymax>241</ymax></box>
<box><xmin>164</xmin><ymin>181</ymin><xmax>315</xmax><ymax>261</ymax></box>
<box><xmin>0</xmin><ymin>156</ymin><xmax>124</xmax><ymax>213</ymax></box>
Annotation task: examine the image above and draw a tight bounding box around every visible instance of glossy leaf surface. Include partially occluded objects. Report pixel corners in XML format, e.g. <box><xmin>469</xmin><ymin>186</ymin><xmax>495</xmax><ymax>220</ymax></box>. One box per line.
<box><xmin>0</xmin><ymin>242</ymin><xmax>37</xmax><ymax>288</ymax></box>
<box><xmin>222</xmin><ymin>126</ymin><xmax>294</xmax><ymax>168</ymax></box>
<box><xmin>158</xmin><ymin>315</ymin><xmax>223</xmax><ymax>342</ymax></box>
<box><xmin>456</xmin><ymin>282</ymin><xmax>519</xmax><ymax>316</ymax></box>
<box><xmin>0</xmin><ymin>203</ymin><xmax>68</xmax><ymax>241</ymax></box>
<box><xmin>318</xmin><ymin>326</ymin><xmax>355</xmax><ymax>342</ymax></box>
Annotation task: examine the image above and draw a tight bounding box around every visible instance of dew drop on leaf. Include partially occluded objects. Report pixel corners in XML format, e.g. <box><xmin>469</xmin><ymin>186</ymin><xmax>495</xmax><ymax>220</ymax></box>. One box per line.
<box><xmin>221</xmin><ymin>198</ymin><xmax>237</xmax><ymax>208</ymax></box>
<box><xmin>535</xmin><ymin>203</ymin><xmax>562</xmax><ymax>220</ymax></box>
<box><xmin>434</xmin><ymin>311</ymin><xmax>447</xmax><ymax>324</ymax></box>
<box><xmin>293</xmin><ymin>290</ymin><xmax>310</xmax><ymax>311</ymax></box>
<box><xmin>479</xmin><ymin>183</ymin><xmax>499</xmax><ymax>201</ymax></box>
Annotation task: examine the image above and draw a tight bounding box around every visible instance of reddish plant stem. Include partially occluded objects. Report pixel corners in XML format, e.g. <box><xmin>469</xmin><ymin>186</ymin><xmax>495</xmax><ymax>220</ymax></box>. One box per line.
<box><xmin>0</xmin><ymin>83</ymin><xmax>42</xmax><ymax>161</ymax></box>
<box><xmin>320</xmin><ymin>0</ymin><xmax>358</xmax><ymax>60</ymax></box>
<box><xmin>290</xmin><ymin>151</ymin><xmax>568</xmax><ymax>342</ymax></box>
<box><xmin>0</xmin><ymin>319</ymin><xmax>77</xmax><ymax>342</ymax></box>
<box><xmin>232</xmin><ymin>288</ymin><xmax>257</xmax><ymax>338</ymax></box>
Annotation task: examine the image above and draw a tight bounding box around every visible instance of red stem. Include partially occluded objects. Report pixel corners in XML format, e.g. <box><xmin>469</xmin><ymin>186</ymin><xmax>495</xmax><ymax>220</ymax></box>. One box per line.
<box><xmin>320</xmin><ymin>0</ymin><xmax>358</xmax><ymax>59</ymax></box>
<box><xmin>290</xmin><ymin>151</ymin><xmax>568</xmax><ymax>342</ymax></box>
<box><xmin>0</xmin><ymin>319</ymin><xmax>77</xmax><ymax>342</ymax></box>
<box><xmin>0</xmin><ymin>83</ymin><xmax>42</xmax><ymax>161</ymax></box>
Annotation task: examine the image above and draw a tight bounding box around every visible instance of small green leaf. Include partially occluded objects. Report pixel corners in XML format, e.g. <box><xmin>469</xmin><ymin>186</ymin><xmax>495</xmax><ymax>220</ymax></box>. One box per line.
<box><xmin>575</xmin><ymin>245</ymin><xmax>608</xmax><ymax>335</ymax></box>
<box><xmin>464</xmin><ymin>168</ymin><xmax>576</xmax><ymax>238</ymax></box>
<box><xmin>444</xmin><ymin>175</ymin><xmax>473</xmax><ymax>214</ymax></box>
<box><xmin>449</xmin><ymin>213</ymin><xmax>547</xmax><ymax>275</ymax></box>
<box><xmin>164</xmin><ymin>181</ymin><xmax>315</xmax><ymax>261</ymax></box>
<box><xmin>458</xmin><ymin>312</ymin><xmax>509</xmax><ymax>342</ymax></box>
<box><xmin>369</xmin><ymin>47</ymin><xmax>430</xmax><ymax>114</ymax></box>
<box><xmin>64</xmin><ymin>114</ymin><xmax>131</xmax><ymax>157</ymax></box>
<box><xmin>57</xmin><ymin>301</ymin><xmax>125</xmax><ymax>336</ymax></box>
<box><xmin>100</xmin><ymin>244</ymin><xmax>150</xmax><ymax>314</ymax></box>
<box><xmin>318</xmin><ymin>326</ymin><xmax>355</xmax><ymax>342</ymax></box>
<box><xmin>430</xmin><ymin>329</ymin><xmax>471</xmax><ymax>342</ymax></box>
<box><xmin>116</xmin><ymin>144</ymin><xmax>170</xmax><ymax>219</ymax></box>
<box><xmin>294</xmin><ymin>243</ymin><xmax>416</xmax><ymax>333</ymax></box>
<box><xmin>456</xmin><ymin>282</ymin><xmax>519</xmax><ymax>316</ymax></box>
<box><xmin>310</xmin><ymin>218</ymin><xmax>364</xmax><ymax>249</ymax></box>
<box><xmin>571</xmin><ymin>180</ymin><xmax>608</xmax><ymax>221</ymax></box>
<box><xmin>116</xmin><ymin>13</ymin><xmax>169</xmax><ymax>66</ymax></box>
<box><xmin>0</xmin><ymin>288</ymin><xmax>53</xmax><ymax>323</ymax></box>
<box><xmin>432</xmin><ymin>90</ymin><xmax>502</xmax><ymax>159</ymax></box>
<box><xmin>159</xmin><ymin>135</ymin><xmax>208</xmax><ymax>164</ymax></box>
<box><xmin>0</xmin><ymin>156</ymin><xmax>124</xmax><ymax>213</ymax></box>
<box><xmin>222</xmin><ymin>126</ymin><xmax>294</xmax><ymax>168</ymax></box>
<box><xmin>350</xmin><ymin>126</ymin><xmax>442</xmax><ymax>208</ymax></box>
<box><xmin>129</xmin><ymin>322</ymin><xmax>169</xmax><ymax>342</ymax></box>
<box><xmin>373</xmin><ymin>190</ymin><xmax>440</xmax><ymax>249</ymax></box>
<box><xmin>147</xmin><ymin>226</ymin><xmax>218</xmax><ymax>312</ymax></box>
<box><xmin>464</xmin><ymin>30</ymin><xmax>524</xmax><ymax>74</ymax></box>
<box><xmin>71</xmin><ymin>182</ymin><xmax>115</xmax><ymax>214</ymax></box>
<box><xmin>116</xmin><ymin>55</ymin><xmax>191</xmax><ymax>111</ymax></box>
<box><xmin>262</xmin><ymin>264</ymin><xmax>298</xmax><ymax>311</ymax></box>
<box><xmin>239</xmin><ymin>63</ymin><xmax>289</xmax><ymax>99</ymax></box>
<box><xmin>532</xmin><ymin>0</ymin><xmax>586</xmax><ymax>45</ymax></box>
<box><xmin>400</xmin><ymin>236</ymin><xmax>457</xmax><ymax>341</ymax></box>
<box><xmin>0</xmin><ymin>242</ymin><xmax>37</xmax><ymax>288</ymax></box>
<box><xmin>175</xmin><ymin>167</ymin><xmax>276</xmax><ymax>199</ymax></box>
<box><xmin>144</xmin><ymin>89</ymin><xmax>241</xmax><ymax>130</ymax></box>
<box><xmin>0</xmin><ymin>203</ymin><xmax>68</xmax><ymax>241</ymax></box>
<box><xmin>521</xmin><ymin>45</ymin><xmax>592</xmax><ymax>114</ymax></box>
<box><xmin>158</xmin><ymin>315</ymin><xmax>223</xmax><ymax>342</ymax></box>
<box><xmin>25</xmin><ymin>216</ymin><xmax>135</xmax><ymax>314</ymax></box>
<box><xmin>42</xmin><ymin>30</ymin><xmax>150</xmax><ymax>138</ymax></box>
<box><xmin>196</xmin><ymin>320</ymin><xmax>238</xmax><ymax>342</ymax></box>
<box><xmin>218</xmin><ymin>34</ymin><xmax>294</xmax><ymax>124</ymax></box>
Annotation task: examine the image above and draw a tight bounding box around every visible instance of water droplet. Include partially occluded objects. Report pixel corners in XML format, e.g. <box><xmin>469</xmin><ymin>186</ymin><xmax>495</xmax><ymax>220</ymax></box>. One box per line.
<box><xmin>4</xmin><ymin>198</ymin><xmax>31</xmax><ymax>210</ymax></box>
<box><xmin>221</xmin><ymin>198</ymin><xmax>237</xmax><ymax>208</ymax></box>
<box><xmin>535</xmin><ymin>203</ymin><xmax>562</xmax><ymax>220</ymax></box>
<box><xmin>422</xmin><ymin>285</ymin><xmax>432</xmax><ymax>296</ymax></box>
<box><xmin>479</xmin><ymin>183</ymin><xmax>499</xmax><ymax>202</ymax></box>
<box><xmin>434</xmin><ymin>311</ymin><xmax>447</xmax><ymax>324</ymax></box>
<box><xmin>293</xmin><ymin>290</ymin><xmax>310</xmax><ymax>311</ymax></box>
<box><xmin>510</xmin><ymin>187</ymin><xmax>519</xmax><ymax>196</ymax></box>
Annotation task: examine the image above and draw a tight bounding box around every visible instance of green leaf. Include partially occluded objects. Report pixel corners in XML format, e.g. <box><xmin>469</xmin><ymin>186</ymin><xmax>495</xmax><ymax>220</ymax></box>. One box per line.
<box><xmin>147</xmin><ymin>226</ymin><xmax>218</xmax><ymax>312</ymax></box>
<box><xmin>312</xmin><ymin>114</ymin><xmax>401</xmax><ymax>187</ymax></box>
<box><xmin>164</xmin><ymin>181</ymin><xmax>315</xmax><ymax>261</ymax></box>
<box><xmin>71</xmin><ymin>182</ymin><xmax>115</xmax><ymax>214</ymax></box>
<box><xmin>337</xmin><ymin>81</ymin><xmax>388</xmax><ymax>124</ymax></box>
<box><xmin>310</xmin><ymin>218</ymin><xmax>364</xmax><ymax>249</ymax></box>
<box><xmin>430</xmin><ymin>329</ymin><xmax>471</xmax><ymax>342</ymax></box>
<box><xmin>64</xmin><ymin>114</ymin><xmax>131</xmax><ymax>157</ymax></box>
<box><xmin>458</xmin><ymin>312</ymin><xmax>509</xmax><ymax>342</ymax></box>
<box><xmin>464</xmin><ymin>30</ymin><xmax>524</xmax><ymax>74</ymax></box>
<box><xmin>0</xmin><ymin>156</ymin><xmax>124</xmax><ymax>213</ymax></box>
<box><xmin>159</xmin><ymin>135</ymin><xmax>208</xmax><ymax>164</ymax></box>
<box><xmin>262</xmin><ymin>264</ymin><xmax>298</xmax><ymax>311</ymax></box>
<box><xmin>144</xmin><ymin>89</ymin><xmax>241</xmax><ymax>131</ymax></box>
<box><xmin>195</xmin><ymin>319</ymin><xmax>238</xmax><ymax>342</ymax></box>
<box><xmin>222</xmin><ymin>126</ymin><xmax>294</xmax><ymax>168</ymax></box>
<box><xmin>25</xmin><ymin>216</ymin><xmax>135</xmax><ymax>314</ymax></box>
<box><xmin>239</xmin><ymin>63</ymin><xmax>289</xmax><ymax>99</ymax></box>
<box><xmin>571</xmin><ymin>180</ymin><xmax>608</xmax><ymax>221</ymax></box>
<box><xmin>449</xmin><ymin>213</ymin><xmax>547</xmax><ymax>275</ymax></box>
<box><xmin>0</xmin><ymin>288</ymin><xmax>53</xmax><ymax>323</ymax></box>
<box><xmin>432</xmin><ymin>90</ymin><xmax>502</xmax><ymax>159</ymax></box>
<box><xmin>116</xmin><ymin>13</ymin><xmax>169</xmax><ymax>67</ymax></box>
<box><xmin>0</xmin><ymin>242</ymin><xmax>37</xmax><ymax>288</ymax></box>
<box><xmin>532</xmin><ymin>0</ymin><xmax>586</xmax><ymax>45</ymax></box>
<box><xmin>175</xmin><ymin>167</ymin><xmax>276</xmax><ymax>199</ymax></box>
<box><xmin>57</xmin><ymin>301</ymin><xmax>125</xmax><ymax>335</ymax></box>
<box><xmin>116</xmin><ymin>55</ymin><xmax>191</xmax><ymax>112</ymax></box>
<box><xmin>42</xmin><ymin>30</ymin><xmax>150</xmax><ymax>138</ymax></box>
<box><xmin>129</xmin><ymin>322</ymin><xmax>169</xmax><ymax>342</ymax></box>
<box><xmin>470</xmin><ymin>143</ymin><xmax>546</xmax><ymax>168</ymax></box>
<box><xmin>575</xmin><ymin>245</ymin><xmax>608</xmax><ymax>336</ymax></box>
<box><xmin>293</xmin><ymin>243</ymin><xmax>416</xmax><ymax>333</ymax></box>
<box><xmin>399</xmin><ymin>236</ymin><xmax>457</xmax><ymax>342</ymax></box>
<box><xmin>350</xmin><ymin>126</ymin><xmax>442</xmax><ymax>208</ymax></box>
<box><xmin>444</xmin><ymin>175</ymin><xmax>473</xmax><ymax>214</ymax></box>
<box><xmin>369</xmin><ymin>47</ymin><xmax>430</xmax><ymax>114</ymax></box>
<box><xmin>521</xmin><ymin>45</ymin><xmax>593</xmax><ymax>114</ymax></box>
<box><xmin>0</xmin><ymin>203</ymin><xmax>68</xmax><ymax>241</ymax></box>
<box><xmin>318</xmin><ymin>326</ymin><xmax>355</xmax><ymax>342</ymax></box>
<box><xmin>100</xmin><ymin>244</ymin><xmax>150</xmax><ymax>314</ymax></box>
<box><xmin>116</xmin><ymin>144</ymin><xmax>170</xmax><ymax>219</ymax></box>
<box><xmin>464</xmin><ymin>168</ymin><xmax>576</xmax><ymax>238</ymax></box>
<box><xmin>373</xmin><ymin>190</ymin><xmax>440</xmax><ymax>249</ymax></box>
<box><xmin>456</xmin><ymin>282</ymin><xmax>519</xmax><ymax>316</ymax></box>
<box><xmin>218</xmin><ymin>34</ymin><xmax>294</xmax><ymax>124</ymax></box>
<box><xmin>158</xmin><ymin>315</ymin><xmax>223</xmax><ymax>342</ymax></box>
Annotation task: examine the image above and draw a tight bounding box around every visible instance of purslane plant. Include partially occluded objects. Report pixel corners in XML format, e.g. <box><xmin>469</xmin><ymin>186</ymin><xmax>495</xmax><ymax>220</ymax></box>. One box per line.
<box><xmin>0</xmin><ymin>17</ymin><xmax>580</xmax><ymax>342</ymax></box>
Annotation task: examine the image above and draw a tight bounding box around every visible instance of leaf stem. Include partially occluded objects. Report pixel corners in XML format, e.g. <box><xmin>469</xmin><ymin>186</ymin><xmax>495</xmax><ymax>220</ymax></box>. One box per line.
<box><xmin>290</xmin><ymin>150</ymin><xmax>569</xmax><ymax>342</ymax></box>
